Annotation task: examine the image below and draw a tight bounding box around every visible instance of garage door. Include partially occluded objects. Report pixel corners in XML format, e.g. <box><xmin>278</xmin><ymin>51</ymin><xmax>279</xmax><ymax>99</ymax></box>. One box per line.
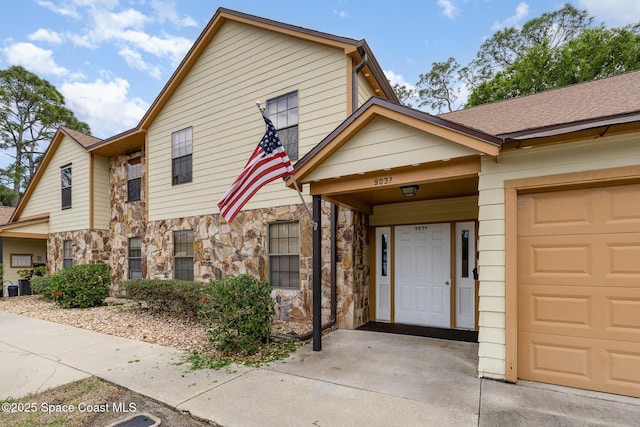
<box><xmin>517</xmin><ymin>182</ymin><xmax>640</xmax><ymax>397</ymax></box>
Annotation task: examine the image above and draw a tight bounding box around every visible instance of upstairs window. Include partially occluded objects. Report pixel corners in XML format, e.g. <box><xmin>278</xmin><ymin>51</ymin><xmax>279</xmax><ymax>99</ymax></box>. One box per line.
<box><xmin>172</xmin><ymin>127</ymin><xmax>192</xmax><ymax>185</ymax></box>
<box><xmin>62</xmin><ymin>240</ymin><xmax>73</xmax><ymax>268</ymax></box>
<box><xmin>127</xmin><ymin>157</ymin><xmax>142</xmax><ymax>201</ymax></box>
<box><xmin>128</xmin><ymin>237</ymin><xmax>142</xmax><ymax>279</ymax></box>
<box><xmin>269</xmin><ymin>222</ymin><xmax>300</xmax><ymax>289</ymax></box>
<box><xmin>174</xmin><ymin>230</ymin><xmax>194</xmax><ymax>281</ymax></box>
<box><xmin>267</xmin><ymin>91</ymin><xmax>298</xmax><ymax>160</ymax></box>
<box><xmin>61</xmin><ymin>166</ymin><xmax>72</xmax><ymax>209</ymax></box>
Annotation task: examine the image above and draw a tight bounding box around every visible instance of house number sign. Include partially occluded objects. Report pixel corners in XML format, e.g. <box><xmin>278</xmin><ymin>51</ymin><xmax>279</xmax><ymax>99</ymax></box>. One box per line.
<box><xmin>373</xmin><ymin>176</ymin><xmax>392</xmax><ymax>186</ymax></box>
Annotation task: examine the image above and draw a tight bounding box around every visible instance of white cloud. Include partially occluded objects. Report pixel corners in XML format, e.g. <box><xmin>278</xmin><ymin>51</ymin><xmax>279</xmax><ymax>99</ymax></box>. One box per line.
<box><xmin>333</xmin><ymin>9</ymin><xmax>349</xmax><ymax>19</ymax></box>
<box><xmin>118</xmin><ymin>47</ymin><xmax>162</xmax><ymax>79</ymax></box>
<box><xmin>28</xmin><ymin>29</ymin><xmax>63</xmax><ymax>44</ymax></box>
<box><xmin>491</xmin><ymin>2</ymin><xmax>529</xmax><ymax>31</ymax></box>
<box><xmin>437</xmin><ymin>0</ymin><xmax>460</xmax><ymax>19</ymax></box>
<box><xmin>36</xmin><ymin>0</ymin><xmax>81</xmax><ymax>19</ymax></box>
<box><xmin>60</xmin><ymin>77</ymin><xmax>149</xmax><ymax>138</ymax></box>
<box><xmin>151</xmin><ymin>0</ymin><xmax>198</xmax><ymax>27</ymax></box>
<box><xmin>578</xmin><ymin>0</ymin><xmax>640</xmax><ymax>26</ymax></box>
<box><xmin>2</xmin><ymin>42</ymin><xmax>69</xmax><ymax>76</ymax></box>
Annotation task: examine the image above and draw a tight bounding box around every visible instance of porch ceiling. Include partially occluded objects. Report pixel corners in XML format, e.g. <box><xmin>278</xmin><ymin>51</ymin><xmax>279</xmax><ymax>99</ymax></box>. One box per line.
<box><xmin>309</xmin><ymin>156</ymin><xmax>480</xmax><ymax>214</ymax></box>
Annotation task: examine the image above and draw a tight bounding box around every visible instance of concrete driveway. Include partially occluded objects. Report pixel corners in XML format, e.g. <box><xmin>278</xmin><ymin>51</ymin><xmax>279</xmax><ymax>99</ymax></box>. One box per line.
<box><xmin>1</xmin><ymin>311</ymin><xmax>639</xmax><ymax>426</ymax></box>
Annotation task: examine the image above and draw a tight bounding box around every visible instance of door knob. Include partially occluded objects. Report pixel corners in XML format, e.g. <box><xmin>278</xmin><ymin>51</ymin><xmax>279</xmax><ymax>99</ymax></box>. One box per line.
<box><xmin>445</xmin><ymin>281</ymin><xmax>450</xmax><ymax>286</ymax></box>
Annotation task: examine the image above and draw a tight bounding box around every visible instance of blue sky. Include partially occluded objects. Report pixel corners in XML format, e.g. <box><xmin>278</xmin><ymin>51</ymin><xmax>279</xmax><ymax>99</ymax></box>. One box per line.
<box><xmin>1</xmin><ymin>0</ymin><xmax>639</xmax><ymax>139</ymax></box>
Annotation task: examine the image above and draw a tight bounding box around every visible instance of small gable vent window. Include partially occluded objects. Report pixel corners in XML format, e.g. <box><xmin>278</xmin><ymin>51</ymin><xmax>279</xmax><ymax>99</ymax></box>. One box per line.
<box><xmin>127</xmin><ymin>157</ymin><xmax>142</xmax><ymax>202</ymax></box>
<box><xmin>267</xmin><ymin>91</ymin><xmax>298</xmax><ymax>160</ymax></box>
<box><xmin>172</xmin><ymin>127</ymin><xmax>192</xmax><ymax>185</ymax></box>
<box><xmin>61</xmin><ymin>165</ymin><xmax>72</xmax><ymax>209</ymax></box>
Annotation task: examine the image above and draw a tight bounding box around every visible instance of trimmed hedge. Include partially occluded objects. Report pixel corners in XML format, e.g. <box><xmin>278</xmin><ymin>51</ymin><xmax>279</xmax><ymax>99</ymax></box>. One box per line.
<box><xmin>200</xmin><ymin>274</ymin><xmax>275</xmax><ymax>356</ymax></box>
<box><xmin>32</xmin><ymin>264</ymin><xmax>111</xmax><ymax>308</ymax></box>
<box><xmin>30</xmin><ymin>275</ymin><xmax>54</xmax><ymax>299</ymax></box>
<box><xmin>51</xmin><ymin>264</ymin><xmax>111</xmax><ymax>308</ymax></box>
<box><xmin>124</xmin><ymin>279</ymin><xmax>204</xmax><ymax>320</ymax></box>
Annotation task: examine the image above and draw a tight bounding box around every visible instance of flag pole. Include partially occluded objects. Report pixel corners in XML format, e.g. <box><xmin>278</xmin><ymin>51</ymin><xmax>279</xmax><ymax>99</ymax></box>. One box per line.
<box><xmin>256</xmin><ymin>102</ymin><xmax>317</xmax><ymax>230</ymax></box>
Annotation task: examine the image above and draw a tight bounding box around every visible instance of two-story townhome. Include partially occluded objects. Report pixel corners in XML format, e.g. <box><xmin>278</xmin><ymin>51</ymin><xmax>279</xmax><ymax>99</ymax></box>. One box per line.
<box><xmin>1</xmin><ymin>7</ymin><xmax>638</xmax><ymax>399</ymax></box>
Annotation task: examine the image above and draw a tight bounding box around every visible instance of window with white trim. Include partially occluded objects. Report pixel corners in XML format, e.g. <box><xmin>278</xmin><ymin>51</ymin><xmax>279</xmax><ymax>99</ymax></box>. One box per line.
<box><xmin>128</xmin><ymin>237</ymin><xmax>142</xmax><ymax>279</ymax></box>
<box><xmin>171</xmin><ymin>127</ymin><xmax>192</xmax><ymax>185</ymax></box>
<box><xmin>266</xmin><ymin>92</ymin><xmax>298</xmax><ymax>160</ymax></box>
<box><xmin>62</xmin><ymin>240</ymin><xmax>73</xmax><ymax>268</ymax></box>
<box><xmin>174</xmin><ymin>230</ymin><xmax>194</xmax><ymax>281</ymax></box>
<box><xmin>61</xmin><ymin>166</ymin><xmax>72</xmax><ymax>209</ymax></box>
<box><xmin>268</xmin><ymin>222</ymin><xmax>300</xmax><ymax>288</ymax></box>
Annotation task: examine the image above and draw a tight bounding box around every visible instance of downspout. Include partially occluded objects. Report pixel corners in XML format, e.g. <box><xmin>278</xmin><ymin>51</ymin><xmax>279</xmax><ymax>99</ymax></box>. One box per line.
<box><xmin>352</xmin><ymin>51</ymin><xmax>368</xmax><ymax>112</ymax></box>
<box><xmin>285</xmin><ymin>203</ymin><xmax>338</xmax><ymax>342</ymax></box>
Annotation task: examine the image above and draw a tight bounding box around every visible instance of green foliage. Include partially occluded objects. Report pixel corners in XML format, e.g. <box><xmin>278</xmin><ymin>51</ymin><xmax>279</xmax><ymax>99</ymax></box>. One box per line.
<box><xmin>50</xmin><ymin>264</ymin><xmax>110</xmax><ymax>308</ymax></box>
<box><xmin>391</xmin><ymin>83</ymin><xmax>416</xmax><ymax>107</ymax></box>
<box><xmin>200</xmin><ymin>274</ymin><xmax>275</xmax><ymax>356</ymax></box>
<box><xmin>182</xmin><ymin>338</ymin><xmax>300</xmax><ymax>371</ymax></box>
<box><xmin>30</xmin><ymin>275</ymin><xmax>54</xmax><ymax>299</ymax></box>
<box><xmin>16</xmin><ymin>269</ymin><xmax>32</xmax><ymax>278</ymax></box>
<box><xmin>0</xmin><ymin>65</ymin><xmax>91</xmax><ymax>198</ymax></box>
<box><xmin>124</xmin><ymin>279</ymin><xmax>204</xmax><ymax>320</ymax></box>
<box><xmin>416</xmin><ymin>57</ymin><xmax>463</xmax><ymax>113</ymax></box>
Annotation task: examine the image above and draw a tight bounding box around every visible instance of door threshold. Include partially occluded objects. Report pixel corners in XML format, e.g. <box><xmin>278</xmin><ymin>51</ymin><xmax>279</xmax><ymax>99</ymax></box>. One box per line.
<box><xmin>357</xmin><ymin>322</ymin><xmax>478</xmax><ymax>343</ymax></box>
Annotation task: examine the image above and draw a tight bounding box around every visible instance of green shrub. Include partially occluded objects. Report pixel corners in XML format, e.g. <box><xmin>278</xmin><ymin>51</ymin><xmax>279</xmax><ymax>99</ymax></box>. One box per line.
<box><xmin>51</xmin><ymin>264</ymin><xmax>110</xmax><ymax>308</ymax></box>
<box><xmin>200</xmin><ymin>274</ymin><xmax>275</xmax><ymax>356</ymax></box>
<box><xmin>124</xmin><ymin>279</ymin><xmax>204</xmax><ymax>319</ymax></box>
<box><xmin>30</xmin><ymin>275</ymin><xmax>54</xmax><ymax>299</ymax></box>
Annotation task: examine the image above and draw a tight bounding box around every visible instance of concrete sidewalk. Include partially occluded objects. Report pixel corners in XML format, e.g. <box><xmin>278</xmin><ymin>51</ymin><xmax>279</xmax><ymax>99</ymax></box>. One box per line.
<box><xmin>1</xmin><ymin>310</ymin><xmax>639</xmax><ymax>426</ymax></box>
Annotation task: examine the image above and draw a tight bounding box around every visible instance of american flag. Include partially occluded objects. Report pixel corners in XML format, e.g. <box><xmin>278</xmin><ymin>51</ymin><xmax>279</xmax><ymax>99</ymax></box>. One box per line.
<box><xmin>217</xmin><ymin>115</ymin><xmax>294</xmax><ymax>222</ymax></box>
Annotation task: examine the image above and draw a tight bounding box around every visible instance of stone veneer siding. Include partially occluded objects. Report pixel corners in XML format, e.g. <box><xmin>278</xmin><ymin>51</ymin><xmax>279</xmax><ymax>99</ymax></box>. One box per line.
<box><xmin>48</xmin><ymin>229</ymin><xmax>112</xmax><ymax>272</ymax></box>
<box><xmin>109</xmin><ymin>151</ymin><xmax>146</xmax><ymax>295</ymax></box>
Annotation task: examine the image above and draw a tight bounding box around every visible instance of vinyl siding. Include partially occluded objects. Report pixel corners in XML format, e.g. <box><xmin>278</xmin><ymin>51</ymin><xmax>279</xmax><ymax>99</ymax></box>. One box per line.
<box><xmin>147</xmin><ymin>21</ymin><xmax>349</xmax><ymax>221</ymax></box>
<box><xmin>92</xmin><ymin>155</ymin><xmax>110</xmax><ymax>229</ymax></box>
<box><xmin>2</xmin><ymin>237</ymin><xmax>47</xmax><ymax>291</ymax></box>
<box><xmin>476</xmin><ymin>133</ymin><xmax>640</xmax><ymax>379</ymax></box>
<box><xmin>19</xmin><ymin>136</ymin><xmax>90</xmax><ymax>232</ymax></box>
<box><xmin>357</xmin><ymin>72</ymin><xmax>375</xmax><ymax>107</ymax></box>
<box><xmin>2</xmin><ymin>221</ymin><xmax>48</xmax><ymax>235</ymax></box>
<box><xmin>306</xmin><ymin>117</ymin><xmax>479</xmax><ymax>181</ymax></box>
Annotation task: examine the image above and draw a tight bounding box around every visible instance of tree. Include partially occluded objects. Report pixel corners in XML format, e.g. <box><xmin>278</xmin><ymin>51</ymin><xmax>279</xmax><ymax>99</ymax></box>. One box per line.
<box><xmin>413</xmin><ymin>3</ymin><xmax>601</xmax><ymax>110</ymax></box>
<box><xmin>0</xmin><ymin>66</ymin><xmax>90</xmax><ymax>206</ymax></box>
<box><xmin>467</xmin><ymin>25</ymin><xmax>640</xmax><ymax>106</ymax></box>
<box><xmin>391</xmin><ymin>83</ymin><xmax>416</xmax><ymax>107</ymax></box>
<box><xmin>415</xmin><ymin>57</ymin><xmax>464</xmax><ymax>113</ymax></box>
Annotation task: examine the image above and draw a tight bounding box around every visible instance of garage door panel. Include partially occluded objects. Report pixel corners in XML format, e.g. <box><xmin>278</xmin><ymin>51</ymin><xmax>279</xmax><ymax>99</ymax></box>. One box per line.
<box><xmin>518</xmin><ymin>183</ymin><xmax>640</xmax><ymax>236</ymax></box>
<box><xmin>519</xmin><ymin>332</ymin><xmax>640</xmax><ymax>397</ymax></box>
<box><xmin>518</xmin><ymin>234</ymin><xmax>640</xmax><ymax>286</ymax></box>
<box><xmin>602</xmin><ymin>184</ymin><xmax>640</xmax><ymax>231</ymax></box>
<box><xmin>519</xmin><ymin>285</ymin><xmax>640</xmax><ymax>342</ymax></box>
<box><xmin>518</xmin><ymin>191</ymin><xmax>596</xmax><ymax>236</ymax></box>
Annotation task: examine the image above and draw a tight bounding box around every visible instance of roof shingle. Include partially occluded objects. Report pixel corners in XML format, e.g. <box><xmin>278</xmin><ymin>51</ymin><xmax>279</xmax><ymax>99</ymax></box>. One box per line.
<box><xmin>440</xmin><ymin>70</ymin><xmax>640</xmax><ymax>137</ymax></box>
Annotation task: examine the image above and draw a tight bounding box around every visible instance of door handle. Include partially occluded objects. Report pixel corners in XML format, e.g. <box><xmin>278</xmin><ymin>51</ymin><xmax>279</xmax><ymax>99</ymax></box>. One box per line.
<box><xmin>445</xmin><ymin>281</ymin><xmax>450</xmax><ymax>286</ymax></box>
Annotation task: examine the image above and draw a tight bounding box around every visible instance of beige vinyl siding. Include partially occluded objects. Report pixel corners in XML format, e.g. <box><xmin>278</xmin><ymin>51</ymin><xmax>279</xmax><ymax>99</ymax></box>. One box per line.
<box><xmin>147</xmin><ymin>21</ymin><xmax>348</xmax><ymax>221</ymax></box>
<box><xmin>2</xmin><ymin>237</ymin><xmax>47</xmax><ymax>291</ymax></box>
<box><xmin>357</xmin><ymin>72</ymin><xmax>375</xmax><ymax>108</ymax></box>
<box><xmin>19</xmin><ymin>137</ymin><xmax>90</xmax><ymax>232</ymax></box>
<box><xmin>370</xmin><ymin>196</ymin><xmax>478</xmax><ymax>226</ymax></box>
<box><xmin>306</xmin><ymin>117</ymin><xmax>479</xmax><ymax>182</ymax></box>
<box><xmin>476</xmin><ymin>133</ymin><xmax>640</xmax><ymax>380</ymax></box>
<box><xmin>92</xmin><ymin>155</ymin><xmax>110</xmax><ymax>229</ymax></box>
<box><xmin>2</xmin><ymin>221</ymin><xmax>49</xmax><ymax>235</ymax></box>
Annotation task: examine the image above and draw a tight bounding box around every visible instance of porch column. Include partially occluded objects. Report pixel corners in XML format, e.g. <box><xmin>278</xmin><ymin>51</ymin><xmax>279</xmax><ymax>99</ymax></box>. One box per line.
<box><xmin>312</xmin><ymin>194</ymin><xmax>322</xmax><ymax>351</ymax></box>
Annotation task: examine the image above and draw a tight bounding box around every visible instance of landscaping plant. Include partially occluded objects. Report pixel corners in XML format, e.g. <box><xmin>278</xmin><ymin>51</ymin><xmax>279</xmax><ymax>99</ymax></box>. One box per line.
<box><xmin>51</xmin><ymin>264</ymin><xmax>110</xmax><ymax>308</ymax></box>
<box><xmin>124</xmin><ymin>279</ymin><xmax>204</xmax><ymax>320</ymax></box>
<box><xmin>200</xmin><ymin>274</ymin><xmax>275</xmax><ymax>356</ymax></box>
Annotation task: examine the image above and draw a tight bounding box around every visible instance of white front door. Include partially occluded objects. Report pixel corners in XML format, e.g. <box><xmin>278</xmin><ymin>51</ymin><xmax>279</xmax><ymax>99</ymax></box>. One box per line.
<box><xmin>375</xmin><ymin>227</ymin><xmax>391</xmax><ymax>322</ymax></box>
<box><xmin>394</xmin><ymin>223</ymin><xmax>451</xmax><ymax>328</ymax></box>
<box><xmin>455</xmin><ymin>221</ymin><xmax>476</xmax><ymax>330</ymax></box>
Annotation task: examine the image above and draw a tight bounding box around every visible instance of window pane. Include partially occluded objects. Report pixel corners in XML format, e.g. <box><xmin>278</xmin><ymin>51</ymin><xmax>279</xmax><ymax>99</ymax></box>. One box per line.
<box><xmin>61</xmin><ymin>168</ymin><xmax>71</xmax><ymax>188</ymax></box>
<box><xmin>171</xmin><ymin>128</ymin><xmax>193</xmax><ymax>158</ymax></box>
<box><xmin>172</xmin><ymin>154</ymin><xmax>192</xmax><ymax>185</ymax></box>
<box><xmin>128</xmin><ymin>177</ymin><xmax>141</xmax><ymax>201</ymax></box>
<box><xmin>268</xmin><ymin>222</ymin><xmax>299</xmax><ymax>288</ymax></box>
<box><xmin>127</xmin><ymin>161</ymin><xmax>141</xmax><ymax>179</ymax></box>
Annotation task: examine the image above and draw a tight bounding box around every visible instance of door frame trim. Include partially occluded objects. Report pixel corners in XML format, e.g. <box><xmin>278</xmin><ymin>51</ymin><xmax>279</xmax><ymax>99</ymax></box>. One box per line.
<box><xmin>504</xmin><ymin>165</ymin><xmax>640</xmax><ymax>383</ymax></box>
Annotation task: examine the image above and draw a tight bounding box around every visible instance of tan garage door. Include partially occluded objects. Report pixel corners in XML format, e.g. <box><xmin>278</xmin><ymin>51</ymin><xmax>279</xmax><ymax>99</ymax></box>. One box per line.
<box><xmin>517</xmin><ymin>182</ymin><xmax>640</xmax><ymax>397</ymax></box>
